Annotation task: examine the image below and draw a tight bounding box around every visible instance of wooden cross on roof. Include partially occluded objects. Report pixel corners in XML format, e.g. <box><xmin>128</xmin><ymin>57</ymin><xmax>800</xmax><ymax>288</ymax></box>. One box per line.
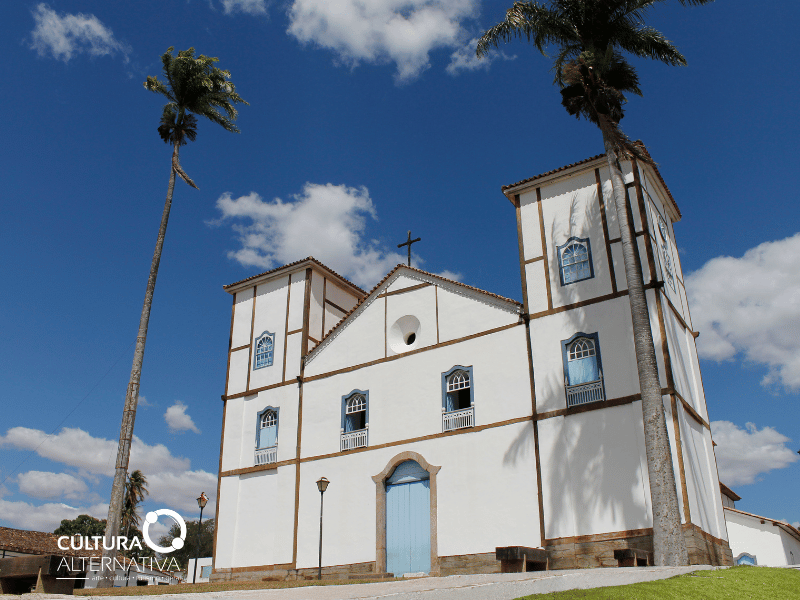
<box><xmin>397</xmin><ymin>230</ymin><xmax>421</xmax><ymax>267</ymax></box>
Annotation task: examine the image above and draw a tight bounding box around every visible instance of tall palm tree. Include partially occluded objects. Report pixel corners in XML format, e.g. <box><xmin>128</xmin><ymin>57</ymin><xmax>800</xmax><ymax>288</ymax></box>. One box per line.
<box><xmin>99</xmin><ymin>48</ymin><xmax>247</xmax><ymax>587</ymax></box>
<box><xmin>477</xmin><ymin>0</ymin><xmax>710</xmax><ymax>566</ymax></box>
<box><xmin>121</xmin><ymin>470</ymin><xmax>149</xmax><ymax>537</ymax></box>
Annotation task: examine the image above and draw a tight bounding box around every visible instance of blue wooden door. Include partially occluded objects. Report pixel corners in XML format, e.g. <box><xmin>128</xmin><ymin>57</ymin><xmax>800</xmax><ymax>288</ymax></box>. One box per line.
<box><xmin>386</xmin><ymin>461</ymin><xmax>431</xmax><ymax>575</ymax></box>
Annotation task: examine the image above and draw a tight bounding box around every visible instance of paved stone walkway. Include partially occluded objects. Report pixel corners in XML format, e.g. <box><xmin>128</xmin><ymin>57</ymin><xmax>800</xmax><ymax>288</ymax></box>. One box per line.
<box><xmin>3</xmin><ymin>565</ymin><xmax>713</xmax><ymax>600</ymax></box>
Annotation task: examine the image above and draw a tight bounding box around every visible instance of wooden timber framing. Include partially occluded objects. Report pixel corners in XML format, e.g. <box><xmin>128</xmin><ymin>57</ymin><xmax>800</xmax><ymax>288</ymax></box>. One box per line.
<box><xmin>671</xmin><ymin>395</ymin><xmax>692</xmax><ymax>524</ymax></box>
<box><xmin>282</xmin><ymin>273</ymin><xmax>292</xmax><ymax>382</ymax></box>
<box><xmin>224</xmin><ymin>294</ymin><xmax>236</xmax><ymax>396</ymax></box>
<box><xmin>377</xmin><ymin>282</ymin><xmax>432</xmax><ymax>298</ymax></box>
<box><xmin>211</xmin><ymin>399</ymin><xmax>227</xmax><ymax>571</ymax></box>
<box><xmin>595</xmin><ymin>168</ymin><xmax>618</xmax><ymax>294</ymax></box>
<box><xmin>536</xmin><ymin>188</ymin><xmax>553</xmax><ymax>310</ymax></box>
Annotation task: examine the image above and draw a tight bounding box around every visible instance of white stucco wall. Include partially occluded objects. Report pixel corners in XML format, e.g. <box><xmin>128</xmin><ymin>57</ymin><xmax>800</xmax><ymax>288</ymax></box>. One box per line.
<box><xmin>725</xmin><ymin>509</ymin><xmax>800</xmax><ymax>566</ymax></box>
<box><xmin>527</xmin><ymin>295</ymin><xmax>650</xmax><ymax>414</ymax></box>
<box><xmin>537</xmin><ymin>402</ymin><xmax>652</xmax><ymax>539</ymax></box>
<box><xmin>294</xmin><ymin>421</ymin><xmax>542</xmax><ymax>570</ymax></box>
<box><xmin>305</xmin><ymin>270</ymin><xmax>520</xmax><ymax>378</ymax></box>
<box><xmin>301</xmin><ymin>325</ymin><xmax>531</xmax><ymax>458</ymax></box>
<box><xmin>680</xmin><ymin>410</ymin><xmax>727</xmax><ymax>540</ymax></box>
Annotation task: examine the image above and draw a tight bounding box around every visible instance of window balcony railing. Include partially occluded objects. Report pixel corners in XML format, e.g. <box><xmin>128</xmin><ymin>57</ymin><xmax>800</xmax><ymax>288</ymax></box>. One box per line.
<box><xmin>254</xmin><ymin>446</ymin><xmax>277</xmax><ymax>466</ymax></box>
<box><xmin>442</xmin><ymin>406</ymin><xmax>474</xmax><ymax>432</ymax></box>
<box><xmin>340</xmin><ymin>429</ymin><xmax>368</xmax><ymax>451</ymax></box>
<box><xmin>565</xmin><ymin>379</ymin><xmax>604</xmax><ymax>408</ymax></box>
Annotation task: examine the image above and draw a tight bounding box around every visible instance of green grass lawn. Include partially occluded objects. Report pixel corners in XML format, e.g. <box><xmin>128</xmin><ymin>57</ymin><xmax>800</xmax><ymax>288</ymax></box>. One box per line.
<box><xmin>517</xmin><ymin>567</ymin><xmax>800</xmax><ymax>599</ymax></box>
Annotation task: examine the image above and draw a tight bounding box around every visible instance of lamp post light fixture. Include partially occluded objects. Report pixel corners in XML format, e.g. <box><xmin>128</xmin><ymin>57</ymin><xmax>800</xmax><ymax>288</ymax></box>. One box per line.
<box><xmin>316</xmin><ymin>477</ymin><xmax>329</xmax><ymax>581</ymax></box>
<box><xmin>193</xmin><ymin>492</ymin><xmax>209</xmax><ymax>584</ymax></box>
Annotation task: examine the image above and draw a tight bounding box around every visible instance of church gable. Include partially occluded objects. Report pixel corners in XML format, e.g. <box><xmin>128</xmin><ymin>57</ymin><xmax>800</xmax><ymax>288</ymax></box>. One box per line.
<box><xmin>304</xmin><ymin>266</ymin><xmax>521</xmax><ymax>377</ymax></box>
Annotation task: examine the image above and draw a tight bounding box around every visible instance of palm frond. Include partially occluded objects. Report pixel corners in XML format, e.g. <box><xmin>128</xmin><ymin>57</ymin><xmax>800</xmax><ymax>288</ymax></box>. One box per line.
<box><xmin>616</xmin><ymin>25</ymin><xmax>687</xmax><ymax>65</ymax></box>
<box><xmin>144</xmin><ymin>47</ymin><xmax>249</xmax><ymax>142</ymax></box>
<box><xmin>477</xmin><ymin>1</ymin><xmax>576</xmax><ymax>58</ymax></box>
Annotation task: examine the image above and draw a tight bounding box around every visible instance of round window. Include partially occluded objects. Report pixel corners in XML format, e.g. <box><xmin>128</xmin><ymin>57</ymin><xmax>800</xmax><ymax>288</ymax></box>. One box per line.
<box><xmin>388</xmin><ymin>315</ymin><xmax>421</xmax><ymax>354</ymax></box>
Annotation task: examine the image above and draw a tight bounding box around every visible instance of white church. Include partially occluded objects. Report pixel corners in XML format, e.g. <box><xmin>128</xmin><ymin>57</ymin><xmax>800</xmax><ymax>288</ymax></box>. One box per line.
<box><xmin>211</xmin><ymin>151</ymin><xmax>733</xmax><ymax>580</ymax></box>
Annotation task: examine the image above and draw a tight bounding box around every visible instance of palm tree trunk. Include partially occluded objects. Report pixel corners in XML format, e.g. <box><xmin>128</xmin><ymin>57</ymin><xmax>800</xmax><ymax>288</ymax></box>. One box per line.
<box><xmin>603</xmin><ymin>134</ymin><xmax>688</xmax><ymax>566</ymax></box>
<box><xmin>97</xmin><ymin>142</ymin><xmax>180</xmax><ymax>587</ymax></box>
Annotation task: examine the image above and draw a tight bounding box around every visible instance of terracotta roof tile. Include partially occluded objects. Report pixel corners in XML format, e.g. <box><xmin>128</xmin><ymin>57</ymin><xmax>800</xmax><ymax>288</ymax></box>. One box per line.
<box><xmin>719</xmin><ymin>482</ymin><xmax>741</xmax><ymax>502</ymax></box>
<box><xmin>501</xmin><ymin>153</ymin><xmax>606</xmax><ymax>192</ymax></box>
<box><xmin>0</xmin><ymin>526</ymin><xmax>102</xmax><ymax>559</ymax></box>
<box><xmin>501</xmin><ymin>143</ymin><xmax>681</xmax><ymax>220</ymax></box>
<box><xmin>724</xmin><ymin>507</ymin><xmax>800</xmax><ymax>543</ymax></box>
<box><xmin>223</xmin><ymin>257</ymin><xmax>366</xmax><ymax>296</ymax></box>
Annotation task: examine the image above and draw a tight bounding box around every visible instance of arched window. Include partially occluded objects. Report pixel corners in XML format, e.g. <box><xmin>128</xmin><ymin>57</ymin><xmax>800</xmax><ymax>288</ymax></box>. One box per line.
<box><xmin>345</xmin><ymin>394</ymin><xmax>367</xmax><ymax>432</ymax></box>
<box><xmin>254</xmin><ymin>331</ymin><xmax>275</xmax><ymax>369</ymax></box>
<box><xmin>567</xmin><ymin>338</ymin><xmax>599</xmax><ymax>384</ymax></box>
<box><xmin>557</xmin><ymin>237</ymin><xmax>594</xmax><ymax>285</ymax></box>
<box><xmin>441</xmin><ymin>366</ymin><xmax>475</xmax><ymax>431</ymax></box>
<box><xmin>341</xmin><ymin>390</ymin><xmax>369</xmax><ymax>450</ymax></box>
<box><xmin>445</xmin><ymin>370</ymin><xmax>471</xmax><ymax>412</ymax></box>
<box><xmin>258</xmin><ymin>409</ymin><xmax>278</xmax><ymax>449</ymax></box>
<box><xmin>562</xmin><ymin>333</ymin><xmax>605</xmax><ymax>407</ymax></box>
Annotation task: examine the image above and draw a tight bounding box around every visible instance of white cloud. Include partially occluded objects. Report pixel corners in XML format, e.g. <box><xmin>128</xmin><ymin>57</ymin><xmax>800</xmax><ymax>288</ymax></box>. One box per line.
<box><xmin>222</xmin><ymin>0</ymin><xmax>269</xmax><ymax>15</ymax></box>
<box><xmin>686</xmin><ymin>233</ymin><xmax>800</xmax><ymax>391</ymax></box>
<box><xmin>0</xmin><ymin>498</ymin><xmax>108</xmax><ymax>532</ymax></box>
<box><xmin>213</xmin><ymin>183</ymin><xmax>412</xmax><ymax>288</ymax></box>
<box><xmin>147</xmin><ymin>471</ymin><xmax>217</xmax><ymax>517</ymax></box>
<box><xmin>0</xmin><ymin>427</ymin><xmax>190</xmax><ymax>476</ymax></box>
<box><xmin>18</xmin><ymin>471</ymin><xmax>89</xmax><ymax>501</ymax></box>
<box><xmin>446</xmin><ymin>37</ymin><xmax>515</xmax><ymax>75</ymax></box>
<box><xmin>137</xmin><ymin>395</ymin><xmax>153</xmax><ymax>407</ymax></box>
<box><xmin>29</xmin><ymin>4</ymin><xmax>130</xmax><ymax>62</ymax></box>
<box><xmin>165</xmin><ymin>402</ymin><xmax>201</xmax><ymax>434</ymax></box>
<box><xmin>711</xmin><ymin>421</ymin><xmax>799</xmax><ymax>486</ymax></box>
<box><xmin>435</xmin><ymin>270</ymin><xmax>463</xmax><ymax>282</ymax></box>
<box><xmin>286</xmin><ymin>0</ymin><xmax>480</xmax><ymax>82</ymax></box>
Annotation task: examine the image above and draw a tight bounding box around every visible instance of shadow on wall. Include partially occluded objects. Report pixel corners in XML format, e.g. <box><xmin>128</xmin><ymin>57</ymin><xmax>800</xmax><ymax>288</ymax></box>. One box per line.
<box><xmin>503</xmin><ymin>248</ymin><xmax>651</xmax><ymax>542</ymax></box>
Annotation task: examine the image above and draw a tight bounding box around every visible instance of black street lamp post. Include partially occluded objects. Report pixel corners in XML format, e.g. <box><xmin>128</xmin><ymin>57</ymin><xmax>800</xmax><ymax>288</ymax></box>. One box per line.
<box><xmin>193</xmin><ymin>492</ymin><xmax>208</xmax><ymax>584</ymax></box>
<box><xmin>316</xmin><ymin>477</ymin><xmax>329</xmax><ymax>580</ymax></box>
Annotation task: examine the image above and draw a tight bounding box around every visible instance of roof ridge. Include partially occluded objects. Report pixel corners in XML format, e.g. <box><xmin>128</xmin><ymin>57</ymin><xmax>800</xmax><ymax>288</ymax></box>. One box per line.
<box><xmin>501</xmin><ymin>143</ymin><xmax>681</xmax><ymax>220</ymax></box>
<box><xmin>223</xmin><ymin>257</ymin><xmax>367</xmax><ymax>295</ymax></box>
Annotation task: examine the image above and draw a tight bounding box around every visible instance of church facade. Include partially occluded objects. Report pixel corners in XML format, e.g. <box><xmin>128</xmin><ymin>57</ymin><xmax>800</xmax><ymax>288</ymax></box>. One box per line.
<box><xmin>211</xmin><ymin>153</ymin><xmax>733</xmax><ymax>581</ymax></box>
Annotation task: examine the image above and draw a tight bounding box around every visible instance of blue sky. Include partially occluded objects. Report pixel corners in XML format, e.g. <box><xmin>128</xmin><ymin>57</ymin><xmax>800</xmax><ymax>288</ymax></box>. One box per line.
<box><xmin>1</xmin><ymin>0</ymin><xmax>798</xmax><ymax>538</ymax></box>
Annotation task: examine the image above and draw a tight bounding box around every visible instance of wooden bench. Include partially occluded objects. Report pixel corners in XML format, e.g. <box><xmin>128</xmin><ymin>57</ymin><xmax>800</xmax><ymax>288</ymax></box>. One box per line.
<box><xmin>614</xmin><ymin>548</ymin><xmax>653</xmax><ymax>567</ymax></box>
<box><xmin>495</xmin><ymin>547</ymin><xmax>548</xmax><ymax>572</ymax></box>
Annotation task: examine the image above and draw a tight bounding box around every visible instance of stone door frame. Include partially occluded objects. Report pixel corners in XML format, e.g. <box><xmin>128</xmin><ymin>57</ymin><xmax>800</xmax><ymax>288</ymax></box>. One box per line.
<box><xmin>372</xmin><ymin>451</ymin><xmax>441</xmax><ymax>575</ymax></box>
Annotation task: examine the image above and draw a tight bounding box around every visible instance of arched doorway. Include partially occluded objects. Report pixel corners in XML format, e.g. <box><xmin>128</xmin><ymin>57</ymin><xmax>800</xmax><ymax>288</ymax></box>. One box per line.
<box><xmin>386</xmin><ymin>461</ymin><xmax>430</xmax><ymax>575</ymax></box>
<box><xmin>373</xmin><ymin>452</ymin><xmax>441</xmax><ymax>576</ymax></box>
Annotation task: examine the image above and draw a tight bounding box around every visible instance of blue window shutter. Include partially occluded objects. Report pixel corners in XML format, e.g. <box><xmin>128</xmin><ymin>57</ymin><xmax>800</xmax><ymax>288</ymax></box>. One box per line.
<box><xmin>259</xmin><ymin>425</ymin><xmax>277</xmax><ymax>448</ymax></box>
<box><xmin>567</xmin><ymin>356</ymin><xmax>598</xmax><ymax>385</ymax></box>
<box><xmin>255</xmin><ymin>406</ymin><xmax>279</xmax><ymax>448</ymax></box>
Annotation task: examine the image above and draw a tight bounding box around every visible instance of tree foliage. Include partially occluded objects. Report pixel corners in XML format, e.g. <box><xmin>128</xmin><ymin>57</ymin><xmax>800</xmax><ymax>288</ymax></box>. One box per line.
<box><xmin>143</xmin><ymin>47</ymin><xmax>248</xmax><ymax>188</ymax></box>
<box><xmin>477</xmin><ymin>0</ymin><xmax>712</xmax><ymax>159</ymax></box>
<box><xmin>122</xmin><ymin>470</ymin><xmax>149</xmax><ymax>535</ymax></box>
<box><xmin>158</xmin><ymin>518</ymin><xmax>214</xmax><ymax>569</ymax></box>
<box><xmin>54</xmin><ymin>514</ymin><xmax>106</xmax><ymax>538</ymax></box>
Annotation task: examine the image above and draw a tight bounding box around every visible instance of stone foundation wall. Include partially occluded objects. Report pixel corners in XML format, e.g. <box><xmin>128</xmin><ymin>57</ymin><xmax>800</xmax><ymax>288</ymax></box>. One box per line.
<box><xmin>684</xmin><ymin>525</ymin><xmax>733</xmax><ymax>566</ymax></box>
<box><xmin>210</xmin><ymin>527</ymin><xmax>733</xmax><ymax>582</ymax></box>
<box><xmin>210</xmin><ymin>561</ymin><xmax>376</xmax><ymax>583</ymax></box>
<box><xmin>545</xmin><ymin>526</ymin><xmax>733</xmax><ymax>569</ymax></box>
<box><xmin>438</xmin><ymin>553</ymin><xmax>500</xmax><ymax>576</ymax></box>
